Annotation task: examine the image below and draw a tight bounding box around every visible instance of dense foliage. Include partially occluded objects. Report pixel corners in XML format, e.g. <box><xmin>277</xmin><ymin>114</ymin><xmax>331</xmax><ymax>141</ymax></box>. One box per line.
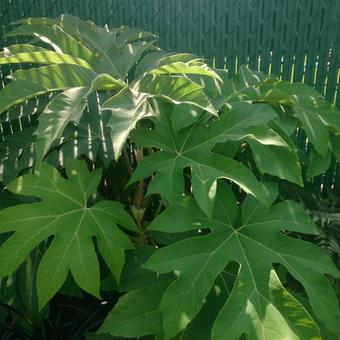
<box><xmin>0</xmin><ymin>15</ymin><xmax>339</xmax><ymax>339</ymax></box>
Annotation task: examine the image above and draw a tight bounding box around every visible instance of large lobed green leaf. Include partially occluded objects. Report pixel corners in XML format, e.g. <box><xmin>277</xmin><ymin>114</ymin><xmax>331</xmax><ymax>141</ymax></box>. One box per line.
<box><xmin>144</xmin><ymin>184</ymin><xmax>340</xmax><ymax>339</ymax></box>
<box><xmin>219</xmin><ymin>70</ymin><xmax>340</xmax><ymax>158</ymax></box>
<box><xmin>128</xmin><ymin>100</ymin><xmax>301</xmax><ymax>216</ymax></box>
<box><xmin>0</xmin><ymin>159</ymin><xmax>137</xmax><ymax>309</ymax></box>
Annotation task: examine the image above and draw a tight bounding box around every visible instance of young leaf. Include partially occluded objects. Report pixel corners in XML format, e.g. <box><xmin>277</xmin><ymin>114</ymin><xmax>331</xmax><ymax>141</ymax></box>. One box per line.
<box><xmin>0</xmin><ymin>160</ymin><xmax>137</xmax><ymax>309</ymax></box>
<box><xmin>144</xmin><ymin>184</ymin><xmax>340</xmax><ymax>339</ymax></box>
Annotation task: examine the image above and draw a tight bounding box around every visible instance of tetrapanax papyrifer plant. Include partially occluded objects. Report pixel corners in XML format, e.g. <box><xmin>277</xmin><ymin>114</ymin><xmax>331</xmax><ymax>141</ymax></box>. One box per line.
<box><xmin>0</xmin><ymin>15</ymin><xmax>339</xmax><ymax>340</ymax></box>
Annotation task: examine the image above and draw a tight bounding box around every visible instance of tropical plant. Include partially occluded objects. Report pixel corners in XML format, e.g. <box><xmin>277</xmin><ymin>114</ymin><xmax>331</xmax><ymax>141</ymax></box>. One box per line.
<box><xmin>0</xmin><ymin>15</ymin><xmax>339</xmax><ymax>339</ymax></box>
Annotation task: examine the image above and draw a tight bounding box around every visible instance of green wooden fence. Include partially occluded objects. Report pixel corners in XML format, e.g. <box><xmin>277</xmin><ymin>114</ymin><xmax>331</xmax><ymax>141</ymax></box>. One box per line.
<box><xmin>0</xmin><ymin>0</ymin><xmax>339</xmax><ymax>193</ymax></box>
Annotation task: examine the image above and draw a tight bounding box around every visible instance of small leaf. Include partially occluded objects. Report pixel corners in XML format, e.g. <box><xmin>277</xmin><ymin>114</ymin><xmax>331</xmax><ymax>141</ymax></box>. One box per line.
<box><xmin>248</xmin><ymin>140</ymin><xmax>303</xmax><ymax>185</ymax></box>
<box><xmin>98</xmin><ymin>281</ymin><xmax>171</xmax><ymax>337</ymax></box>
<box><xmin>296</xmin><ymin>107</ymin><xmax>329</xmax><ymax>157</ymax></box>
<box><xmin>307</xmin><ymin>148</ymin><xmax>332</xmax><ymax>179</ymax></box>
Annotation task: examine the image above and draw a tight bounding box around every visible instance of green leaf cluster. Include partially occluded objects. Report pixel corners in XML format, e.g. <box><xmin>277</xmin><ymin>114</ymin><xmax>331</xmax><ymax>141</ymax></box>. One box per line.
<box><xmin>0</xmin><ymin>15</ymin><xmax>339</xmax><ymax>339</ymax></box>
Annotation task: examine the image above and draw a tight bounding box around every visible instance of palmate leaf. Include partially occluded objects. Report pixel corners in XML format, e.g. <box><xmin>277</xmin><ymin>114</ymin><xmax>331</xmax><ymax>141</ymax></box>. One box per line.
<box><xmin>0</xmin><ymin>159</ymin><xmax>137</xmax><ymax>309</ymax></box>
<box><xmin>1</xmin><ymin>17</ymin><xmax>196</xmax><ymax>166</ymax></box>
<box><xmin>7</xmin><ymin>21</ymin><xmax>94</xmax><ymax>61</ymax></box>
<box><xmin>226</xmin><ymin>76</ymin><xmax>340</xmax><ymax>157</ymax></box>
<box><xmin>144</xmin><ymin>184</ymin><xmax>340</xmax><ymax>339</ymax></box>
<box><xmin>128</xmin><ymin>101</ymin><xmax>297</xmax><ymax>216</ymax></box>
<box><xmin>188</xmin><ymin>66</ymin><xmax>338</xmax><ymax>180</ymax></box>
<box><xmin>1</xmin><ymin>17</ymin><xmax>222</xmax><ymax>166</ymax></box>
<box><xmin>1</xmin><ymin>14</ymin><xmax>153</xmax><ymax>114</ymax></box>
